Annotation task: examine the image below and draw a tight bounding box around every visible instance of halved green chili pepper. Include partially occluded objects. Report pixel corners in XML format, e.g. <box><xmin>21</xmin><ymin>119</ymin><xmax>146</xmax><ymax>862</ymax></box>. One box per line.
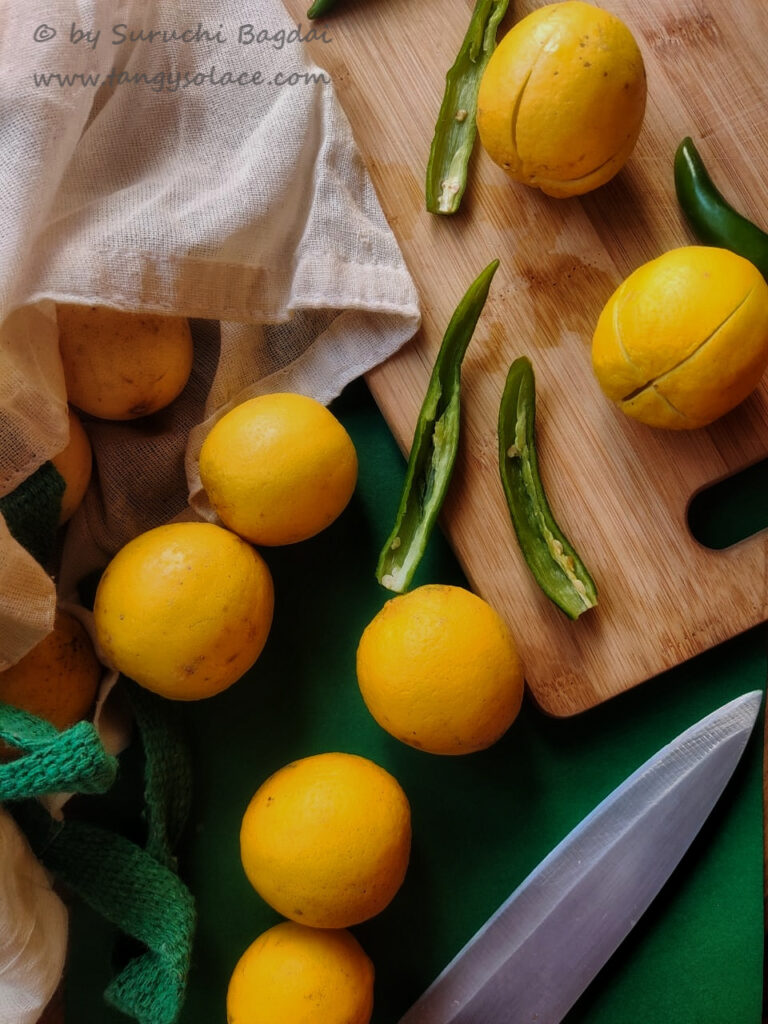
<box><xmin>426</xmin><ymin>0</ymin><xmax>510</xmax><ymax>215</ymax></box>
<box><xmin>674</xmin><ymin>137</ymin><xmax>768</xmax><ymax>280</ymax></box>
<box><xmin>307</xmin><ymin>0</ymin><xmax>338</xmax><ymax>19</ymax></box>
<box><xmin>377</xmin><ymin>259</ymin><xmax>500</xmax><ymax>592</ymax></box>
<box><xmin>498</xmin><ymin>357</ymin><xmax>598</xmax><ymax>619</ymax></box>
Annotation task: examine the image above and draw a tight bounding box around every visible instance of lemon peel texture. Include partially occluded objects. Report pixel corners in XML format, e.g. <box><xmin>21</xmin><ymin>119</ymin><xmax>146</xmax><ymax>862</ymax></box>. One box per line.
<box><xmin>592</xmin><ymin>246</ymin><xmax>768</xmax><ymax>429</ymax></box>
<box><xmin>477</xmin><ymin>1</ymin><xmax>647</xmax><ymax>198</ymax></box>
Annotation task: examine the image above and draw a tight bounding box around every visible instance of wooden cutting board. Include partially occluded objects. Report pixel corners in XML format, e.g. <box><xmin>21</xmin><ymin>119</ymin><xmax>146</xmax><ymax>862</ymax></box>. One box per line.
<box><xmin>283</xmin><ymin>0</ymin><xmax>768</xmax><ymax>716</ymax></box>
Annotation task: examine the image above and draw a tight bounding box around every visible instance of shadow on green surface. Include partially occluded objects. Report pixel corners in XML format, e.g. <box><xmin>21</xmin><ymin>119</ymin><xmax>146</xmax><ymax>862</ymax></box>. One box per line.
<box><xmin>688</xmin><ymin>457</ymin><xmax>768</xmax><ymax>550</ymax></box>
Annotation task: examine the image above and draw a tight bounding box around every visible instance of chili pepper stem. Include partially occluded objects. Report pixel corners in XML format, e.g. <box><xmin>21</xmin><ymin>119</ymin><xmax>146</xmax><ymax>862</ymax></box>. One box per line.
<box><xmin>426</xmin><ymin>0</ymin><xmax>510</xmax><ymax>215</ymax></box>
<box><xmin>307</xmin><ymin>0</ymin><xmax>336</xmax><ymax>19</ymax></box>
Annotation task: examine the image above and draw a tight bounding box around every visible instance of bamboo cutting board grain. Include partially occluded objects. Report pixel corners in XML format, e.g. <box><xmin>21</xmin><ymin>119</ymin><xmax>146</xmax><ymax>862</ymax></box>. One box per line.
<box><xmin>284</xmin><ymin>0</ymin><xmax>768</xmax><ymax>716</ymax></box>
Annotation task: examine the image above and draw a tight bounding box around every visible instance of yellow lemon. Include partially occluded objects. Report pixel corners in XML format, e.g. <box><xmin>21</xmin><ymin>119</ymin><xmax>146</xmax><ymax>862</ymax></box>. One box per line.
<box><xmin>0</xmin><ymin>610</ymin><xmax>101</xmax><ymax>746</ymax></box>
<box><xmin>199</xmin><ymin>393</ymin><xmax>358</xmax><ymax>546</ymax></box>
<box><xmin>57</xmin><ymin>304</ymin><xmax>193</xmax><ymax>420</ymax></box>
<box><xmin>356</xmin><ymin>584</ymin><xmax>524</xmax><ymax>756</ymax></box>
<box><xmin>93</xmin><ymin>522</ymin><xmax>273</xmax><ymax>700</ymax></box>
<box><xmin>226</xmin><ymin>922</ymin><xmax>374</xmax><ymax>1024</ymax></box>
<box><xmin>592</xmin><ymin>246</ymin><xmax>768</xmax><ymax>428</ymax></box>
<box><xmin>52</xmin><ymin>409</ymin><xmax>92</xmax><ymax>524</ymax></box>
<box><xmin>477</xmin><ymin>1</ymin><xmax>646</xmax><ymax>197</ymax></box>
<box><xmin>240</xmin><ymin>752</ymin><xmax>411</xmax><ymax>929</ymax></box>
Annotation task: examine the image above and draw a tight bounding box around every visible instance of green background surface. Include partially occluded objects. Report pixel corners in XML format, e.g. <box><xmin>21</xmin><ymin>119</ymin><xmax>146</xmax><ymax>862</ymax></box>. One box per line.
<box><xmin>65</xmin><ymin>379</ymin><xmax>766</xmax><ymax>1023</ymax></box>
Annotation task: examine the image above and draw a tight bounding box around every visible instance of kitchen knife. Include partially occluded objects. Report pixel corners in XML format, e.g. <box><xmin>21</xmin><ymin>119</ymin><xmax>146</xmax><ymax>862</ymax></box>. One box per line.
<box><xmin>399</xmin><ymin>689</ymin><xmax>762</xmax><ymax>1024</ymax></box>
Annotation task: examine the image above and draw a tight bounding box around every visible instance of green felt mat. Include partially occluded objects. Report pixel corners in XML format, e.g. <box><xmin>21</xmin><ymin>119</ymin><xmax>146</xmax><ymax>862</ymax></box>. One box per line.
<box><xmin>65</xmin><ymin>378</ymin><xmax>765</xmax><ymax>1023</ymax></box>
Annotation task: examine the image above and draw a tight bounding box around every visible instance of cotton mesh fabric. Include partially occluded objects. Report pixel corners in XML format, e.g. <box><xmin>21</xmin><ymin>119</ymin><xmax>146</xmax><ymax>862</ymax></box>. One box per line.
<box><xmin>0</xmin><ymin>516</ymin><xmax>57</xmax><ymax>673</ymax></box>
<box><xmin>0</xmin><ymin>806</ymin><xmax>68</xmax><ymax>1024</ymax></box>
<box><xmin>0</xmin><ymin>0</ymin><xmax>420</xmax><ymax>665</ymax></box>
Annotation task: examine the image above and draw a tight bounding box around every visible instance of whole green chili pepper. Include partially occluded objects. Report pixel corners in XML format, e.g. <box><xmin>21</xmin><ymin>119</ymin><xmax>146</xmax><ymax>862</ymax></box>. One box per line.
<box><xmin>377</xmin><ymin>259</ymin><xmax>500</xmax><ymax>593</ymax></box>
<box><xmin>307</xmin><ymin>0</ymin><xmax>338</xmax><ymax>18</ymax></box>
<box><xmin>674</xmin><ymin>137</ymin><xmax>768</xmax><ymax>280</ymax></box>
<box><xmin>498</xmin><ymin>357</ymin><xmax>598</xmax><ymax>620</ymax></box>
<box><xmin>426</xmin><ymin>0</ymin><xmax>510</xmax><ymax>215</ymax></box>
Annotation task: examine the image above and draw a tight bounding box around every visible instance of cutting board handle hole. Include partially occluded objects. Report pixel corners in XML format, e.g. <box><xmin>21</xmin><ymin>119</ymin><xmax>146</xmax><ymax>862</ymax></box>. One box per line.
<box><xmin>687</xmin><ymin>458</ymin><xmax>768</xmax><ymax>550</ymax></box>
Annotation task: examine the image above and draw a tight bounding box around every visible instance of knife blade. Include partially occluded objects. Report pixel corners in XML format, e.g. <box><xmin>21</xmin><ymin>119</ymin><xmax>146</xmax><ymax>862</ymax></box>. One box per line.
<box><xmin>399</xmin><ymin>689</ymin><xmax>762</xmax><ymax>1024</ymax></box>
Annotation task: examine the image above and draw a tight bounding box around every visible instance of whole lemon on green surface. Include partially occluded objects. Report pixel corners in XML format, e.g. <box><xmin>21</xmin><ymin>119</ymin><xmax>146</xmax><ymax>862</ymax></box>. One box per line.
<box><xmin>0</xmin><ymin>610</ymin><xmax>100</xmax><ymax>746</ymax></box>
<box><xmin>57</xmin><ymin>304</ymin><xmax>193</xmax><ymax>420</ymax></box>
<box><xmin>240</xmin><ymin>752</ymin><xmax>411</xmax><ymax>929</ymax></box>
<box><xmin>592</xmin><ymin>246</ymin><xmax>768</xmax><ymax>428</ymax></box>
<box><xmin>52</xmin><ymin>409</ymin><xmax>92</xmax><ymax>524</ymax></box>
<box><xmin>356</xmin><ymin>584</ymin><xmax>524</xmax><ymax>756</ymax></box>
<box><xmin>477</xmin><ymin>1</ymin><xmax>646</xmax><ymax>197</ymax></box>
<box><xmin>226</xmin><ymin>922</ymin><xmax>374</xmax><ymax>1024</ymax></box>
<box><xmin>93</xmin><ymin>522</ymin><xmax>273</xmax><ymax>700</ymax></box>
<box><xmin>199</xmin><ymin>392</ymin><xmax>358</xmax><ymax>547</ymax></box>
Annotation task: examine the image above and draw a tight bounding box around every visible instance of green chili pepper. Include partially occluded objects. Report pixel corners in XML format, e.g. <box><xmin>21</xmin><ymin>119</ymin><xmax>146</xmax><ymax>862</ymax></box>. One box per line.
<box><xmin>307</xmin><ymin>0</ymin><xmax>338</xmax><ymax>18</ymax></box>
<box><xmin>377</xmin><ymin>260</ymin><xmax>500</xmax><ymax>593</ymax></box>
<box><xmin>498</xmin><ymin>357</ymin><xmax>598</xmax><ymax>620</ymax></box>
<box><xmin>426</xmin><ymin>0</ymin><xmax>510</xmax><ymax>215</ymax></box>
<box><xmin>674</xmin><ymin>137</ymin><xmax>768</xmax><ymax>280</ymax></box>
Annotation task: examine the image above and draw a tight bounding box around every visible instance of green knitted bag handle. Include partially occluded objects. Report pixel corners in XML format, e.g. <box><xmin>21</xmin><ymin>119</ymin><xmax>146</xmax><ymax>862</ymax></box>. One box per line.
<box><xmin>1</xmin><ymin>683</ymin><xmax>196</xmax><ymax>1024</ymax></box>
<box><xmin>0</xmin><ymin>460</ymin><xmax>65</xmax><ymax>565</ymax></box>
<box><xmin>0</xmin><ymin>704</ymin><xmax>117</xmax><ymax>797</ymax></box>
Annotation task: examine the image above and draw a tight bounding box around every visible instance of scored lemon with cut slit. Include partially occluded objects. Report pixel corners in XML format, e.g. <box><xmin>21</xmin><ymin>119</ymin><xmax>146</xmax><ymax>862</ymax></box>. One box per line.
<box><xmin>592</xmin><ymin>246</ymin><xmax>768</xmax><ymax>429</ymax></box>
<box><xmin>477</xmin><ymin>1</ymin><xmax>647</xmax><ymax>197</ymax></box>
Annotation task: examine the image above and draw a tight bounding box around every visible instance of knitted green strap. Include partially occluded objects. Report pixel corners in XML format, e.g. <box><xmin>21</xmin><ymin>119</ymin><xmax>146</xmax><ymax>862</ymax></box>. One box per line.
<box><xmin>2</xmin><ymin>685</ymin><xmax>196</xmax><ymax>1024</ymax></box>
<box><xmin>129</xmin><ymin>683</ymin><xmax>192</xmax><ymax>870</ymax></box>
<box><xmin>0</xmin><ymin>704</ymin><xmax>117</xmax><ymax>798</ymax></box>
<box><xmin>17</xmin><ymin>804</ymin><xmax>196</xmax><ymax>1024</ymax></box>
<box><xmin>0</xmin><ymin>460</ymin><xmax>65</xmax><ymax>565</ymax></box>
